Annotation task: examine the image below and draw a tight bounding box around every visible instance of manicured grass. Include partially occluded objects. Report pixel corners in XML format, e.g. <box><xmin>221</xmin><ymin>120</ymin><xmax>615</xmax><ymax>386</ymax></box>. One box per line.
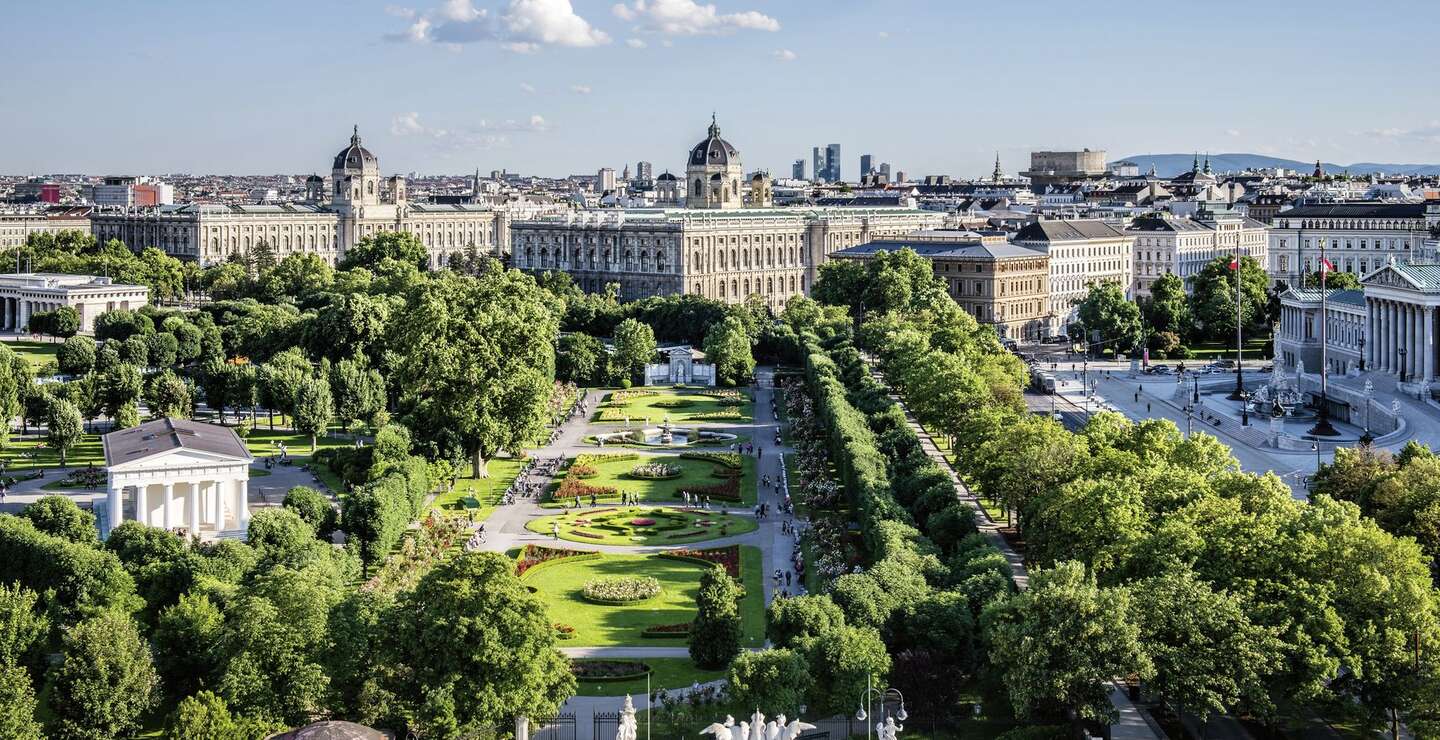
<box><xmin>524</xmin><ymin>546</ymin><xmax>765</xmax><ymax>648</ymax></box>
<box><xmin>594</xmin><ymin>387</ymin><xmax>754</xmax><ymax>425</ymax></box>
<box><xmin>548</xmin><ymin>453</ymin><xmax>756</xmax><ymax>507</ymax></box>
<box><xmin>242</xmin><ymin>428</ymin><xmax>353</xmax><ymax>459</ymax></box>
<box><xmin>1181</xmin><ymin>335</ymin><xmax>1272</xmax><ymax>361</ymax></box>
<box><xmin>570</xmin><ymin>657</ymin><xmax>727</xmax><ymax>697</ymax></box>
<box><xmin>1</xmin><ymin>433</ymin><xmax>105</xmax><ymax>472</ymax></box>
<box><xmin>583</xmin><ymin>433</ymin><xmax>752</xmax><ymax>449</ymax></box>
<box><xmin>431</xmin><ymin>458</ymin><xmax>526</xmax><ymax>522</ymax></box>
<box><xmin>527</xmin><ymin>505</ymin><xmax>756</xmax><ymax>545</ymax></box>
<box><xmin>3</xmin><ymin>339</ymin><xmax>59</xmax><ymax>371</ymax></box>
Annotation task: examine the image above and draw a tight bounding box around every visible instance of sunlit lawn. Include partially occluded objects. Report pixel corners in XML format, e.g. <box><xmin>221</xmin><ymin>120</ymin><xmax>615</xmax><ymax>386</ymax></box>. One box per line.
<box><xmin>4</xmin><ymin>339</ymin><xmax>60</xmax><ymax>371</ymax></box>
<box><xmin>1</xmin><ymin>433</ymin><xmax>105</xmax><ymax>473</ymax></box>
<box><xmin>527</xmin><ymin>505</ymin><xmax>756</xmax><ymax>545</ymax></box>
<box><xmin>595</xmin><ymin>387</ymin><xmax>754</xmax><ymax>424</ymax></box>
<box><xmin>523</xmin><ymin>546</ymin><xmax>764</xmax><ymax>648</ymax></box>
<box><xmin>431</xmin><ymin>458</ymin><xmax>526</xmax><ymax>522</ymax></box>
<box><xmin>570</xmin><ymin>657</ymin><xmax>727</xmax><ymax>697</ymax></box>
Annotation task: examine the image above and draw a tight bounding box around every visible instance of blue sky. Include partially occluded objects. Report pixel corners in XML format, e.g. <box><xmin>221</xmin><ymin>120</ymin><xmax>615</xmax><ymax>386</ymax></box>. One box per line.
<box><xmin>3</xmin><ymin>0</ymin><xmax>1439</xmax><ymax>178</ymax></box>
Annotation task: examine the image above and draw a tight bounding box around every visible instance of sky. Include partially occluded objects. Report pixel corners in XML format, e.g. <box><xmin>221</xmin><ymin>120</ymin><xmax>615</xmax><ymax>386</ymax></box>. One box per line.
<box><xmin>3</xmin><ymin>0</ymin><xmax>1440</xmax><ymax>179</ymax></box>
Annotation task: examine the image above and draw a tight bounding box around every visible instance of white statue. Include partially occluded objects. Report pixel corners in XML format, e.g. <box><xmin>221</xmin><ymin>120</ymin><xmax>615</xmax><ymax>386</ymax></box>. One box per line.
<box><xmin>878</xmin><ymin>716</ymin><xmax>903</xmax><ymax>740</ymax></box>
<box><xmin>702</xmin><ymin>713</ymin><xmax>814</xmax><ymax>740</ymax></box>
<box><xmin>616</xmin><ymin>695</ymin><xmax>638</xmax><ymax>740</ymax></box>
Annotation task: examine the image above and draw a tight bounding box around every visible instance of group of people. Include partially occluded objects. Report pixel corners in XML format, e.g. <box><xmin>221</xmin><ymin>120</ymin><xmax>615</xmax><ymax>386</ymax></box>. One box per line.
<box><xmin>679</xmin><ymin>491</ymin><xmax>714</xmax><ymax>509</ymax></box>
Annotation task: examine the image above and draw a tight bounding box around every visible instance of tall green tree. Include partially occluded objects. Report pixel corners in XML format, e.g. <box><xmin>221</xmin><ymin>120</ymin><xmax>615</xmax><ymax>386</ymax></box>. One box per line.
<box><xmin>291</xmin><ymin>375</ymin><xmax>333</xmax><ymax>452</ymax></box>
<box><xmin>555</xmin><ymin>332</ymin><xmax>604</xmax><ymax>385</ymax></box>
<box><xmin>389</xmin><ymin>269</ymin><xmax>559</xmax><ymax>477</ymax></box>
<box><xmin>727</xmin><ymin>649</ymin><xmax>811</xmax><ymax>717</ymax></box>
<box><xmin>0</xmin><ymin>659</ymin><xmax>42</xmax><ymax>740</ymax></box>
<box><xmin>702</xmin><ymin>315</ymin><xmax>755</xmax><ymax>386</ymax></box>
<box><xmin>21</xmin><ymin>495</ymin><xmax>96</xmax><ymax>545</ymax></box>
<box><xmin>982</xmin><ymin>561</ymin><xmax>1150</xmax><ymax>723</ymax></box>
<box><xmin>1076</xmin><ymin>281</ymin><xmax>1143</xmax><ymax>353</ymax></box>
<box><xmin>689</xmin><ymin>564</ymin><xmax>743</xmax><ymax>669</ymax></box>
<box><xmin>47</xmin><ymin>611</ymin><xmax>159</xmax><ymax>740</ymax></box>
<box><xmin>379</xmin><ymin>552</ymin><xmax>576</xmax><ymax>736</ymax></box>
<box><xmin>328</xmin><ymin>359</ymin><xmax>385</xmax><ymax>432</ymax></box>
<box><xmin>1142</xmin><ymin>272</ymin><xmax>1191</xmax><ymax>339</ymax></box>
<box><xmin>1190</xmin><ymin>255</ymin><xmax>1268</xmax><ymax>340</ymax></box>
<box><xmin>145</xmin><ymin>369</ymin><xmax>193</xmax><ymax>419</ymax></box>
<box><xmin>0</xmin><ymin>583</ymin><xmax>49</xmax><ymax>669</ymax></box>
<box><xmin>57</xmin><ymin>335</ymin><xmax>97</xmax><ymax>375</ymax></box>
<box><xmin>46</xmin><ymin>396</ymin><xmax>84</xmax><ymax>466</ymax></box>
<box><xmin>339</xmin><ymin>231</ymin><xmax>429</xmax><ymax>271</ymax></box>
<box><xmin>612</xmin><ymin>317</ymin><xmax>657</xmax><ymax>384</ymax></box>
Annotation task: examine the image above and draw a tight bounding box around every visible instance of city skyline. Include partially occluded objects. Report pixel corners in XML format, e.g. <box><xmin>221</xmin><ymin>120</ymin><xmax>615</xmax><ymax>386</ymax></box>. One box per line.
<box><xmin>3</xmin><ymin>0</ymin><xmax>1440</xmax><ymax>178</ymax></box>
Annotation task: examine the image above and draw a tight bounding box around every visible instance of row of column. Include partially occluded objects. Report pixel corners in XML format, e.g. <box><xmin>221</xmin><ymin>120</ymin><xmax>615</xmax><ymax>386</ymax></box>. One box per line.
<box><xmin>1368</xmin><ymin>298</ymin><xmax>1436</xmax><ymax>382</ymax></box>
<box><xmin>104</xmin><ymin>479</ymin><xmax>250</xmax><ymax>538</ymax></box>
<box><xmin>0</xmin><ymin>297</ymin><xmax>65</xmax><ymax>331</ymax></box>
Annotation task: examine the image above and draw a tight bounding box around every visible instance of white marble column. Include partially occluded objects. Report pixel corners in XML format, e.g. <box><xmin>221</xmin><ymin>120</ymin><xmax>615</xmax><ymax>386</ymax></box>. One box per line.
<box><xmin>188</xmin><ymin>483</ymin><xmax>200</xmax><ymax>536</ymax></box>
<box><xmin>1425</xmin><ymin>307</ymin><xmax>1435</xmax><ymax>382</ymax></box>
<box><xmin>136</xmin><ymin>484</ymin><xmax>148</xmax><ymax>527</ymax></box>
<box><xmin>1388</xmin><ymin>300</ymin><xmax>1397</xmax><ymax>373</ymax></box>
<box><xmin>162</xmin><ymin>482</ymin><xmax>175</xmax><ymax>529</ymax></box>
<box><xmin>107</xmin><ymin>484</ymin><xmax>123</xmax><ymax>538</ymax></box>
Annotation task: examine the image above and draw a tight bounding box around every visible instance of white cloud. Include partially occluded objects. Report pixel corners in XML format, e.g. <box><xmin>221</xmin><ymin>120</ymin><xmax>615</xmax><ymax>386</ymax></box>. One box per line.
<box><xmin>385</xmin><ymin>5</ymin><xmax>417</xmax><ymax>18</ymax></box>
<box><xmin>1225</xmin><ymin>129</ymin><xmax>1241</xmax><ymax>137</ymax></box>
<box><xmin>519</xmin><ymin>82</ymin><xmax>536</xmax><ymax>93</ymax></box>
<box><xmin>388</xmin><ymin>0</ymin><xmax>610</xmax><ymax>50</ymax></box>
<box><xmin>391</xmin><ymin>111</ymin><xmax>547</xmax><ymax>153</ymax></box>
<box><xmin>611</xmin><ymin>0</ymin><xmax>779</xmax><ymax>36</ymax></box>
<box><xmin>772</xmin><ymin>48</ymin><xmax>796</xmax><ymax>62</ymax></box>
<box><xmin>1364</xmin><ymin>121</ymin><xmax>1440</xmax><ymax>143</ymax></box>
<box><xmin>626</xmin><ymin>37</ymin><xmax>647</xmax><ymax>48</ymax></box>
<box><xmin>571</xmin><ymin>84</ymin><xmax>592</xmax><ymax>94</ymax></box>
<box><xmin>876</xmin><ymin>30</ymin><xmax>889</xmax><ymax>39</ymax></box>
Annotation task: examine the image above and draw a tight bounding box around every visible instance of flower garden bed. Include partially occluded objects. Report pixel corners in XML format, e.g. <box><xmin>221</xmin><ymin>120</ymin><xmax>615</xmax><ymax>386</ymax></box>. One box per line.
<box><xmin>543</xmin><ymin>452</ymin><xmax>755</xmax><ymax>507</ymax></box>
<box><xmin>651</xmin><ymin>398</ymin><xmax>696</xmax><ymax>409</ymax></box>
<box><xmin>679</xmin><ymin>451</ymin><xmax>742</xmax><ymax>469</ymax></box>
<box><xmin>555</xmin><ymin>623</ymin><xmax>577</xmax><ymax>640</ymax></box>
<box><xmin>526</xmin><ymin>506</ymin><xmax>753</xmax><ymax>546</ymax></box>
<box><xmin>640</xmin><ymin>622</ymin><xmax>692</xmax><ymax>638</ymax></box>
<box><xmin>514</xmin><ymin>544</ymin><xmax>599</xmax><ymax>577</ymax></box>
<box><xmin>688</xmin><ymin>408</ymin><xmax>745</xmax><ymax>421</ymax></box>
<box><xmin>570</xmin><ymin>659</ymin><xmax>652</xmax><ymax>682</ymax></box>
<box><xmin>677</xmin><ymin>476</ymin><xmax>741</xmax><ymax>502</ymax></box>
<box><xmin>658</xmin><ymin>545</ymin><xmax>742</xmax><ymax>579</ymax></box>
<box><xmin>630</xmin><ymin>462</ymin><xmax>682</xmax><ymax>480</ymax></box>
<box><xmin>609</xmin><ymin>390</ymin><xmax>658</xmax><ymax>402</ymax></box>
<box><xmin>582</xmin><ymin>576</ymin><xmax>662</xmax><ymax>604</ymax></box>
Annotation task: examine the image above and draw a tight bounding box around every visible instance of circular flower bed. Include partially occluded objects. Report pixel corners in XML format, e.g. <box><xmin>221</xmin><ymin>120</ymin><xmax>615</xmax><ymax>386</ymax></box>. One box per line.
<box><xmin>629</xmin><ymin>518</ymin><xmax>657</xmax><ymax>526</ymax></box>
<box><xmin>582</xmin><ymin>576</ymin><xmax>662</xmax><ymax>604</ymax></box>
<box><xmin>571</xmin><ymin>659</ymin><xmax>652</xmax><ymax>681</ymax></box>
<box><xmin>630</xmin><ymin>462</ymin><xmax>682</xmax><ymax>480</ymax></box>
<box><xmin>652</xmin><ymin>399</ymin><xmax>696</xmax><ymax>409</ymax></box>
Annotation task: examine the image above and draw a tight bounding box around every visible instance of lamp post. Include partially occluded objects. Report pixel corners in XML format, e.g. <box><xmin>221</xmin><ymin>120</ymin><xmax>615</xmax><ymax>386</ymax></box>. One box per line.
<box><xmin>1240</xmin><ymin>390</ymin><xmax>1250</xmax><ymax>427</ymax></box>
<box><xmin>1229</xmin><ymin>240</ymin><xmax>1246</xmax><ymax>401</ymax></box>
<box><xmin>1308</xmin><ymin>238</ymin><xmax>1339</xmax><ymax>436</ymax></box>
<box><xmin>1400</xmin><ymin>347</ymin><xmax>1409</xmax><ymax>384</ymax></box>
<box><xmin>1193</xmin><ymin>370</ymin><xmax>1201</xmax><ymax>404</ymax></box>
<box><xmin>1359</xmin><ymin>336</ymin><xmax>1366</xmax><ymax>372</ymax></box>
<box><xmin>1361</xmin><ymin>378</ymin><xmax>1374</xmax><ymax>446</ymax></box>
<box><xmin>857</xmin><ymin>677</ymin><xmax>907</xmax><ymax>740</ymax></box>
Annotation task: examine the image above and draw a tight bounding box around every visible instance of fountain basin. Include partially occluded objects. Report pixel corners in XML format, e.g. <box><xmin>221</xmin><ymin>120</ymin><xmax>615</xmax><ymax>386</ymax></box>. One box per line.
<box><xmin>592</xmin><ymin>427</ymin><xmax>738</xmax><ymax>447</ymax></box>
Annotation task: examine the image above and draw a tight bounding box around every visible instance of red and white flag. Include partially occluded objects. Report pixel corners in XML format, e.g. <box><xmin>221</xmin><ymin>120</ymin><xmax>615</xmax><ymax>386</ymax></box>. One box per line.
<box><xmin>1319</xmin><ymin>258</ymin><xmax>1334</xmax><ymax>274</ymax></box>
<box><xmin>1228</xmin><ymin>257</ymin><xmax>1239</xmax><ymax>270</ymax></box>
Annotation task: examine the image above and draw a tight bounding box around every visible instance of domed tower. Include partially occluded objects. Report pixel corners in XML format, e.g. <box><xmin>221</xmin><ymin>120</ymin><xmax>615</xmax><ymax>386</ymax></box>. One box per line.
<box><xmin>331</xmin><ymin>125</ymin><xmax>380</xmax><ymax>210</ymax></box>
<box><xmin>304</xmin><ymin>174</ymin><xmax>325</xmax><ymax>203</ymax></box>
<box><xmin>686</xmin><ymin>115</ymin><xmax>743</xmax><ymax>210</ymax></box>
<box><xmin>749</xmin><ymin>171</ymin><xmax>773</xmax><ymax>207</ymax></box>
<box><xmin>655</xmin><ymin>171</ymin><xmax>682</xmax><ymax>205</ymax></box>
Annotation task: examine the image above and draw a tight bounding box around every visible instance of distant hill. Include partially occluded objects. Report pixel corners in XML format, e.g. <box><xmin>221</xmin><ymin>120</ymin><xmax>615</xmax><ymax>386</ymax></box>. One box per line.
<box><xmin>1113</xmin><ymin>153</ymin><xmax>1440</xmax><ymax>178</ymax></box>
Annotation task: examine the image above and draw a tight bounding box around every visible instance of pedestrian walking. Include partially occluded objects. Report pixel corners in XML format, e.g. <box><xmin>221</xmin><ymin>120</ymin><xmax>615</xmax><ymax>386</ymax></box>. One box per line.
<box><xmin>551</xmin><ymin>522</ymin><xmax>559</xmax><ymax>539</ymax></box>
<box><xmin>1147</xmin><ymin>402</ymin><xmax>1152</xmax><ymax>413</ymax></box>
<box><xmin>785</xmin><ymin>571</ymin><xmax>792</xmax><ymax>586</ymax></box>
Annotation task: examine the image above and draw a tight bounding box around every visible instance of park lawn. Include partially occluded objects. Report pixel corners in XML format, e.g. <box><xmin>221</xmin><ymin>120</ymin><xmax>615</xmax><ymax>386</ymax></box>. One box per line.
<box><xmin>1</xmin><ymin>433</ymin><xmax>105</xmax><ymax>472</ymax></box>
<box><xmin>569</xmin><ymin>657</ymin><xmax>727</xmax><ymax>697</ymax></box>
<box><xmin>524</xmin><ymin>546</ymin><xmax>765</xmax><ymax>648</ymax></box>
<box><xmin>4</xmin><ymin>339</ymin><xmax>60</xmax><ymax>371</ymax></box>
<box><xmin>431</xmin><ymin>458</ymin><xmax>526</xmax><ymax>521</ymax></box>
<box><xmin>526</xmin><ymin>505</ymin><xmax>757</xmax><ymax>545</ymax></box>
<box><xmin>242</xmin><ymin>427</ymin><xmax>353</xmax><ymax>459</ymax></box>
<box><xmin>554</xmin><ymin>453</ymin><xmax>756</xmax><ymax>507</ymax></box>
<box><xmin>594</xmin><ymin>387</ymin><xmax>754</xmax><ymax>425</ymax></box>
<box><xmin>1183</xmin><ymin>335</ymin><xmax>1272</xmax><ymax>361</ymax></box>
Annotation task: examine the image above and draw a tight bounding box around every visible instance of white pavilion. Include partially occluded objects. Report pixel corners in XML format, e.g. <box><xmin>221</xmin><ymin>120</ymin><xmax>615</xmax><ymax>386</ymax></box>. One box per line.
<box><xmin>101</xmin><ymin>418</ymin><xmax>254</xmax><ymax>539</ymax></box>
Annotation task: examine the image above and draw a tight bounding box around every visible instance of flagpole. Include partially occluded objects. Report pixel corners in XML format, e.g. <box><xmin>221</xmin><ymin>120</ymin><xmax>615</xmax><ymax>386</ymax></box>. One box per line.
<box><xmin>1229</xmin><ymin>238</ymin><xmax>1245</xmax><ymax>403</ymax></box>
<box><xmin>1310</xmin><ymin>238</ymin><xmax>1339</xmax><ymax>436</ymax></box>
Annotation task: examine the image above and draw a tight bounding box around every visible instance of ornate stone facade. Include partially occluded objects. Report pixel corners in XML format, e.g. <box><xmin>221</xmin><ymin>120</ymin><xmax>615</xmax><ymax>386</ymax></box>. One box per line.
<box><xmin>511</xmin><ymin>119</ymin><xmax>944</xmax><ymax>308</ymax></box>
<box><xmin>90</xmin><ymin>128</ymin><xmax>508</xmax><ymax>267</ymax></box>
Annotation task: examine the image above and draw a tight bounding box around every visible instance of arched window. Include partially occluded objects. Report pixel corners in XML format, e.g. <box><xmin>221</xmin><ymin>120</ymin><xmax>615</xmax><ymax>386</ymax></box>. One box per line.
<box><xmin>695</xmin><ymin>282</ymin><xmax>703</xmax><ymax>295</ymax></box>
<box><xmin>731</xmin><ymin>279</ymin><xmax>738</xmax><ymax>296</ymax></box>
<box><xmin>767</xmin><ymin>278</ymin><xmax>774</xmax><ymax>294</ymax></box>
<box><xmin>720</xmin><ymin>281</ymin><xmax>727</xmax><ymax>298</ymax></box>
<box><xmin>744</xmin><ymin>279</ymin><xmax>751</xmax><ymax>294</ymax></box>
<box><xmin>366</xmin><ymin>181</ymin><xmax>374</xmax><ymax>195</ymax></box>
<box><xmin>694</xmin><ymin>251</ymin><xmax>702</xmax><ymax>271</ymax></box>
<box><xmin>694</xmin><ymin>179</ymin><xmax>703</xmax><ymax>196</ymax></box>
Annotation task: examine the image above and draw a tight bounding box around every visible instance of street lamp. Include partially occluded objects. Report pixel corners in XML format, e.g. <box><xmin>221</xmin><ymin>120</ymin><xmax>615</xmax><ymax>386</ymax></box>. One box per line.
<box><xmin>1359</xmin><ymin>336</ymin><xmax>1366</xmax><ymax>372</ymax></box>
<box><xmin>1400</xmin><ymin>347</ymin><xmax>1408</xmax><ymax>384</ymax></box>
<box><xmin>856</xmin><ymin>677</ymin><xmax>907</xmax><ymax>740</ymax></box>
<box><xmin>1361</xmin><ymin>378</ymin><xmax>1374</xmax><ymax>446</ymax></box>
<box><xmin>1312</xmin><ymin>440</ymin><xmax>1321</xmax><ymax>471</ymax></box>
<box><xmin>1240</xmin><ymin>389</ymin><xmax>1250</xmax><ymax>426</ymax></box>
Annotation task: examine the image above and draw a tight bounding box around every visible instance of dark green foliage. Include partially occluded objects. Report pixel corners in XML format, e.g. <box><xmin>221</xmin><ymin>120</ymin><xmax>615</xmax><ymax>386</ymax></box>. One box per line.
<box><xmin>20</xmin><ymin>495</ymin><xmax>97</xmax><ymax>545</ymax></box>
<box><xmin>282</xmin><ymin>486</ymin><xmax>337</xmax><ymax>538</ymax></box>
<box><xmin>0</xmin><ymin>515</ymin><xmax>136</xmax><ymax>622</ymax></box>
<box><xmin>689</xmin><ymin>564</ymin><xmax>742</xmax><ymax>669</ymax></box>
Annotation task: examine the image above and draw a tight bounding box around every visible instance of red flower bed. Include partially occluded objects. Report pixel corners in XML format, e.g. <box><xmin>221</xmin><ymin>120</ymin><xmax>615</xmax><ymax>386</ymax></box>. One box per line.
<box><xmin>629</xmin><ymin>518</ymin><xmax>657</xmax><ymax>526</ymax></box>
<box><xmin>515</xmin><ymin>544</ymin><xmax>588</xmax><ymax>576</ymax></box>
<box><xmin>555</xmin><ymin>476</ymin><xmax>618</xmax><ymax>500</ymax></box>
<box><xmin>677</xmin><ymin>476</ymin><xmax>741</xmax><ymax>502</ymax></box>
<box><xmin>666</xmin><ymin>545</ymin><xmax>741</xmax><ymax>578</ymax></box>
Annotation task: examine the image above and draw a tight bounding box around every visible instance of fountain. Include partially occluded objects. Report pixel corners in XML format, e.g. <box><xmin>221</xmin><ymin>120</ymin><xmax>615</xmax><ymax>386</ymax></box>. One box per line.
<box><xmin>592</xmin><ymin>424</ymin><xmax>738</xmax><ymax>447</ymax></box>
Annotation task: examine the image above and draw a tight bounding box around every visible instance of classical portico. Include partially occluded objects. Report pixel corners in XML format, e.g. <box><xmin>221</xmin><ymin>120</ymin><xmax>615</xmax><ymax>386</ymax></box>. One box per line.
<box><xmin>1362</xmin><ymin>262</ymin><xmax>1440</xmax><ymax>384</ymax></box>
<box><xmin>101</xmin><ymin>418</ymin><xmax>253</xmax><ymax>539</ymax></box>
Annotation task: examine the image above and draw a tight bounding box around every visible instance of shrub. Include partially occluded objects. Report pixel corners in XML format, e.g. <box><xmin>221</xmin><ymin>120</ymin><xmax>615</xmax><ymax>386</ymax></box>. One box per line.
<box><xmin>582</xmin><ymin>576</ymin><xmax>662</xmax><ymax>604</ymax></box>
<box><xmin>660</xmin><ymin>545</ymin><xmax>741</xmax><ymax>578</ymax></box>
<box><xmin>554</xmin><ymin>477</ymin><xmax>618</xmax><ymax>501</ymax></box>
<box><xmin>630</xmin><ymin>462</ymin><xmax>681</xmax><ymax>479</ymax></box>
<box><xmin>569</xmin><ymin>464</ymin><xmax>598</xmax><ymax>478</ymax></box>
<box><xmin>680</xmin><ymin>451</ymin><xmax>743</xmax><ymax>469</ymax></box>
<box><xmin>1172</xmin><ymin>345</ymin><xmax>1192</xmax><ymax>359</ymax></box>
<box><xmin>571</xmin><ymin>660</ymin><xmax>651</xmax><ymax>681</ymax></box>
<box><xmin>678</xmin><ymin>476</ymin><xmax>741</xmax><ymax>502</ymax></box>
<box><xmin>555</xmin><ymin>623</ymin><xmax>577</xmax><ymax>640</ymax></box>
<box><xmin>641</xmin><ymin>622</ymin><xmax>692</xmax><ymax>638</ymax></box>
<box><xmin>689</xmin><ymin>564</ymin><xmax>742</xmax><ymax>669</ymax></box>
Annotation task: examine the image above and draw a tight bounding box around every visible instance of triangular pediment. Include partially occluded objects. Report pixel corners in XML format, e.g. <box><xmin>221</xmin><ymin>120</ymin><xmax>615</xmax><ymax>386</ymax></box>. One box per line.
<box><xmin>1361</xmin><ymin>264</ymin><xmax>1422</xmax><ymax>290</ymax></box>
<box><xmin>107</xmin><ymin>446</ymin><xmax>251</xmax><ymax>473</ymax></box>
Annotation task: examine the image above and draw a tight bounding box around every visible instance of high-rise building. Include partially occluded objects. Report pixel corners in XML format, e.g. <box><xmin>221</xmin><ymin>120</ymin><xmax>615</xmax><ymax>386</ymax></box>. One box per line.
<box><xmin>860</xmin><ymin>154</ymin><xmax>874</xmax><ymax>177</ymax></box>
<box><xmin>879</xmin><ymin>163</ymin><xmax>892</xmax><ymax>179</ymax></box>
<box><xmin>597</xmin><ymin>168</ymin><xmax>617</xmax><ymax>192</ymax></box>
<box><xmin>636</xmin><ymin>161</ymin><xmax>653</xmax><ymax>182</ymax></box>
<box><xmin>812</xmin><ymin>147</ymin><xmax>824</xmax><ymax>182</ymax></box>
<box><xmin>792</xmin><ymin>159</ymin><xmax>806</xmax><ymax>180</ymax></box>
<box><xmin>825</xmin><ymin>144</ymin><xmax>842</xmax><ymax>182</ymax></box>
